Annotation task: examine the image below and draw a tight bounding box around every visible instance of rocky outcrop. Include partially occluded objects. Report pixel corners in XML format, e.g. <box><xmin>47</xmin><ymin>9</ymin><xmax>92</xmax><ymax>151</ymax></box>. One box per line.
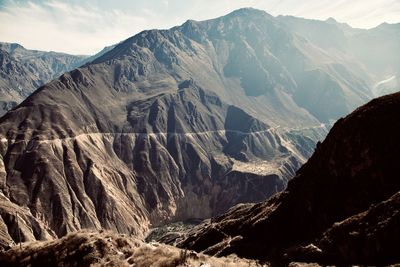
<box><xmin>179</xmin><ymin>92</ymin><xmax>400</xmax><ymax>265</ymax></box>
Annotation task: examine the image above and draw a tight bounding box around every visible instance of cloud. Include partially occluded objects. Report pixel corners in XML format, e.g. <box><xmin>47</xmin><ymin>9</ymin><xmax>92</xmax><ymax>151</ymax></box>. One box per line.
<box><xmin>0</xmin><ymin>0</ymin><xmax>162</xmax><ymax>54</ymax></box>
<box><xmin>0</xmin><ymin>0</ymin><xmax>398</xmax><ymax>55</ymax></box>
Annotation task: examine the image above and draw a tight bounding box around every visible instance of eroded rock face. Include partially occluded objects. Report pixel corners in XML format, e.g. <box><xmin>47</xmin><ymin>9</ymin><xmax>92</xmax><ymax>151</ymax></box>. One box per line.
<box><xmin>179</xmin><ymin>92</ymin><xmax>400</xmax><ymax>265</ymax></box>
<box><xmin>0</xmin><ymin>77</ymin><xmax>300</xmax><ymax>246</ymax></box>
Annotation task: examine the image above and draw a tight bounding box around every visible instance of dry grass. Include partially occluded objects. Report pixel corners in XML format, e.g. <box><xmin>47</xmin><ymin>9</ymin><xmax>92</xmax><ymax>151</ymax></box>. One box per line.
<box><xmin>0</xmin><ymin>231</ymin><xmax>265</xmax><ymax>267</ymax></box>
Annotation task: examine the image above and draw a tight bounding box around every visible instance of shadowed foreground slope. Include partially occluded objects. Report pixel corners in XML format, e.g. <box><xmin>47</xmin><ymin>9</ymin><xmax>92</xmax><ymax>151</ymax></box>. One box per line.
<box><xmin>179</xmin><ymin>92</ymin><xmax>400</xmax><ymax>265</ymax></box>
<box><xmin>0</xmin><ymin>231</ymin><xmax>262</xmax><ymax>267</ymax></box>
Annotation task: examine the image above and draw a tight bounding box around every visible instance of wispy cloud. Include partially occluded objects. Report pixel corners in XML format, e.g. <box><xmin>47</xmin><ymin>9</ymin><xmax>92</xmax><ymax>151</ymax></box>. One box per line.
<box><xmin>0</xmin><ymin>0</ymin><xmax>164</xmax><ymax>54</ymax></box>
<box><xmin>0</xmin><ymin>0</ymin><xmax>398</xmax><ymax>55</ymax></box>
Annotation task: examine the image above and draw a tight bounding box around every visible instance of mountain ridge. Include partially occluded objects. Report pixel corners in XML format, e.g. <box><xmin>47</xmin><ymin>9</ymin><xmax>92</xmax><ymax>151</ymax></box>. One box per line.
<box><xmin>0</xmin><ymin>42</ymin><xmax>89</xmax><ymax>115</ymax></box>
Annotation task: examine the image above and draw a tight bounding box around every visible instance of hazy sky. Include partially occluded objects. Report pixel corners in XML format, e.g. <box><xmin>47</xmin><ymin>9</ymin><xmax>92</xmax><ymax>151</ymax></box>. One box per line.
<box><xmin>0</xmin><ymin>0</ymin><xmax>399</xmax><ymax>55</ymax></box>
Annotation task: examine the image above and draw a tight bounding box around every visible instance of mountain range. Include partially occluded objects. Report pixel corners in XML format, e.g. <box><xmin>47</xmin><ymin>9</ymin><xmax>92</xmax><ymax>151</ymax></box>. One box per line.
<box><xmin>0</xmin><ymin>42</ymin><xmax>117</xmax><ymax>116</ymax></box>
<box><xmin>0</xmin><ymin>8</ymin><xmax>399</xmax><ymax>254</ymax></box>
<box><xmin>0</xmin><ymin>42</ymin><xmax>91</xmax><ymax>115</ymax></box>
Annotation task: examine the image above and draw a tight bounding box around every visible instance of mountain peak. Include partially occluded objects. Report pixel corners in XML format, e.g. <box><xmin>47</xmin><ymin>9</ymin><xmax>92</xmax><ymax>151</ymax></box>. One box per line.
<box><xmin>226</xmin><ymin>7</ymin><xmax>271</xmax><ymax>18</ymax></box>
<box><xmin>375</xmin><ymin>22</ymin><xmax>400</xmax><ymax>30</ymax></box>
<box><xmin>325</xmin><ymin>17</ymin><xmax>337</xmax><ymax>24</ymax></box>
<box><xmin>0</xmin><ymin>42</ymin><xmax>24</xmax><ymax>53</ymax></box>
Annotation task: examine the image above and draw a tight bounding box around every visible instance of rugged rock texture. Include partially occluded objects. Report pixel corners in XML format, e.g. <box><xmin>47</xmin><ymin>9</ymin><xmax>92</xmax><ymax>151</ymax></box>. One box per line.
<box><xmin>179</xmin><ymin>92</ymin><xmax>400</xmax><ymax>265</ymax></box>
<box><xmin>0</xmin><ymin>77</ymin><xmax>301</xmax><ymax>247</ymax></box>
<box><xmin>0</xmin><ymin>8</ymin><xmax>398</xmax><ymax>247</ymax></box>
<box><xmin>0</xmin><ymin>42</ymin><xmax>88</xmax><ymax>115</ymax></box>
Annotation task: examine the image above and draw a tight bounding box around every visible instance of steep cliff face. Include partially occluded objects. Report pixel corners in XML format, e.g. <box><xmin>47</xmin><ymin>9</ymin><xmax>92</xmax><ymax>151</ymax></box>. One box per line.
<box><xmin>179</xmin><ymin>92</ymin><xmax>400</xmax><ymax>265</ymax></box>
<box><xmin>0</xmin><ymin>43</ymin><xmax>88</xmax><ymax>115</ymax></box>
<box><xmin>0</xmin><ymin>8</ymin><xmax>395</xmax><ymax>248</ymax></box>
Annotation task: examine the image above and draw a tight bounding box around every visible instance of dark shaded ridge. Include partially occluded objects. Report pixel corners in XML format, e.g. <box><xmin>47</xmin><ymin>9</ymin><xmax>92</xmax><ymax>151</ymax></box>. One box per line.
<box><xmin>179</xmin><ymin>92</ymin><xmax>400</xmax><ymax>265</ymax></box>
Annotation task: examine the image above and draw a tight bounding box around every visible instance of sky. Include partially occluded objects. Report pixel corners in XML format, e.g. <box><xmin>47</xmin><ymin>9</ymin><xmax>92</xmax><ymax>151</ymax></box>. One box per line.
<box><xmin>0</xmin><ymin>0</ymin><xmax>399</xmax><ymax>55</ymax></box>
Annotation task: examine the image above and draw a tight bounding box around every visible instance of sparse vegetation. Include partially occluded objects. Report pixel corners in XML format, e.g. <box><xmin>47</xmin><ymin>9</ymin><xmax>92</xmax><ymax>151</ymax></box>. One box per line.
<box><xmin>145</xmin><ymin>219</ymin><xmax>204</xmax><ymax>244</ymax></box>
<box><xmin>0</xmin><ymin>231</ymin><xmax>264</xmax><ymax>267</ymax></box>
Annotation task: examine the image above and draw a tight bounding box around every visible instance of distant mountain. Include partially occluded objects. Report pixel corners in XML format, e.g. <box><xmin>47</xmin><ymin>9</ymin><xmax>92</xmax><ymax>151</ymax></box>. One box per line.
<box><xmin>179</xmin><ymin>92</ymin><xmax>400</xmax><ymax>265</ymax></box>
<box><xmin>0</xmin><ymin>42</ymin><xmax>89</xmax><ymax>115</ymax></box>
<box><xmin>277</xmin><ymin>16</ymin><xmax>400</xmax><ymax>97</ymax></box>
<box><xmin>81</xmin><ymin>43</ymin><xmax>118</xmax><ymax>65</ymax></box>
<box><xmin>0</xmin><ymin>8</ymin><xmax>398</xmax><ymax>247</ymax></box>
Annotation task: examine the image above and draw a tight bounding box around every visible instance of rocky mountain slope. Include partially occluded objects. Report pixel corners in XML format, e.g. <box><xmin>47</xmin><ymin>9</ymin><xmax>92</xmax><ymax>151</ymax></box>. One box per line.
<box><xmin>178</xmin><ymin>92</ymin><xmax>400</xmax><ymax>265</ymax></box>
<box><xmin>0</xmin><ymin>42</ymin><xmax>88</xmax><ymax>115</ymax></box>
<box><xmin>0</xmin><ymin>8</ymin><xmax>398</xmax><ymax>248</ymax></box>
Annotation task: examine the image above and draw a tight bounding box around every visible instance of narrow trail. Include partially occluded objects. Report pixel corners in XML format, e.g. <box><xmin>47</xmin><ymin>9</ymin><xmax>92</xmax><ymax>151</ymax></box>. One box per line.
<box><xmin>0</xmin><ymin>123</ymin><xmax>331</xmax><ymax>144</ymax></box>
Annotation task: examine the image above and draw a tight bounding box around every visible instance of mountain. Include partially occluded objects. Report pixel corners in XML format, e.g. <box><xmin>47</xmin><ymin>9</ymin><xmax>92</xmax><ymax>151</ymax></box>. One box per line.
<box><xmin>277</xmin><ymin>16</ymin><xmax>400</xmax><ymax>98</ymax></box>
<box><xmin>0</xmin><ymin>42</ymin><xmax>89</xmax><ymax>115</ymax></box>
<box><xmin>178</xmin><ymin>92</ymin><xmax>400</xmax><ymax>265</ymax></box>
<box><xmin>0</xmin><ymin>8</ymin><xmax>398</xmax><ymax>247</ymax></box>
<box><xmin>81</xmin><ymin>43</ymin><xmax>118</xmax><ymax>66</ymax></box>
